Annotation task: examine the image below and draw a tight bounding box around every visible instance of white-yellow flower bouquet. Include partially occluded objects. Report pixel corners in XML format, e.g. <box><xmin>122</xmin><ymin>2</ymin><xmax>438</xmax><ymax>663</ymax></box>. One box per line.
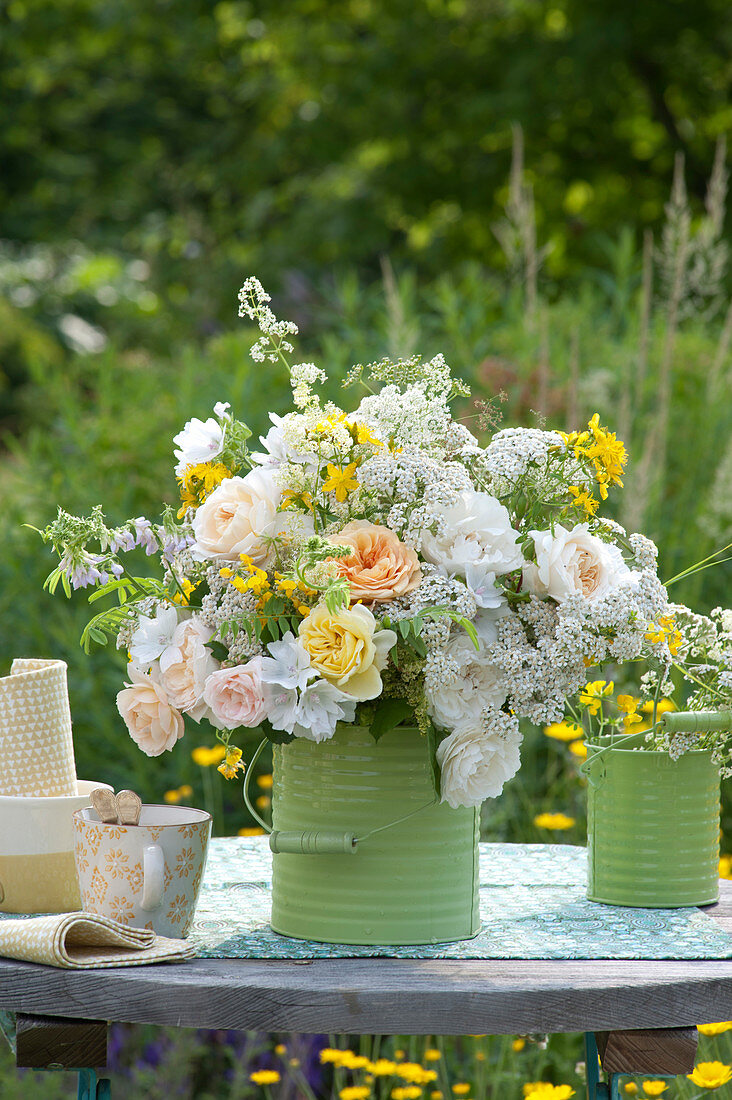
<box><xmin>40</xmin><ymin>277</ymin><xmax>673</xmax><ymax>810</ymax></box>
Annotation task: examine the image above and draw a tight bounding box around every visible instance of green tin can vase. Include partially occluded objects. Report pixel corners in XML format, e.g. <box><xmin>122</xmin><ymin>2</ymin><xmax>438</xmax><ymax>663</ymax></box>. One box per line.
<box><xmin>269</xmin><ymin>724</ymin><xmax>481</xmax><ymax>945</ymax></box>
<box><xmin>586</xmin><ymin>737</ymin><xmax>720</xmax><ymax>908</ymax></box>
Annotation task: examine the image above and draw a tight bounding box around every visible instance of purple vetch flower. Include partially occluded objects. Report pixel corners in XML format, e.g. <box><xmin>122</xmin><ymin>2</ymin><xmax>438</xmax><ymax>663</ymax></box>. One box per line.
<box><xmin>109</xmin><ymin>528</ymin><xmax>136</xmax><ymax>553</ymax></box>
<box><xmin>60</xmin><ymin>550</ymin><xmax>108</xmax><ymax>590</ymax></box>
<box><xmin>132</xmin><ymin>517</ymin><xmax>159</xmax><ymax>555</ymax></box>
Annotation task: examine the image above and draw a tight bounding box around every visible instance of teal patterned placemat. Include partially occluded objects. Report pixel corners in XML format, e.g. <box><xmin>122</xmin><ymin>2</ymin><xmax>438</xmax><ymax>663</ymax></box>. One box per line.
<box><xmin>187</xmin><ymin>838</ymin><xmax>732</xmax><ymax>961</ymax></box>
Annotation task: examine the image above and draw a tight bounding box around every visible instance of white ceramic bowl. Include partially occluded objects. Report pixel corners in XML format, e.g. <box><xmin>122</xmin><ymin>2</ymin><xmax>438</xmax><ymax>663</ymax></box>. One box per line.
<box><xmin>0</xmin><ymin>779</ymin><xmax>112</xmax><ymax>913</ymax></box>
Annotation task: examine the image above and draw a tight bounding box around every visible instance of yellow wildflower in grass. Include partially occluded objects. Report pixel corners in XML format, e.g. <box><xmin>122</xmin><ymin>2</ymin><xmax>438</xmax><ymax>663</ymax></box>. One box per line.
<box><xmin>340</xmin><ymin>1052</ymin><xmax>370</xmax><ymax>1070</ymax></box>
<box><xmin>274</xmin><ymin>1044</ymin><xmax>286</xmax><ymax>1055</ymax></box>
<box><xmin>687</xmin><ymin>1062</ymin><xmax>732</xmax><ymax>1088</ymax></box>
<box><xmin>698</xmin><ymin>1022</ymin><xmax>732</xmax><ymax>1036</ymax></box>
<box><xmin>431</xmin><ymin>1093</ymin><xmax>444</xmax><ymax>1100</ymax></box>
<box><xmin>289</xmin><ymin>1059</ymin><xmax>300</xmax><ymax>1067</ymax></box>
<box><xmin>512</xmin><ymin>1038</ymin><xmax>526</xmax><ymax>1052</ymax></box>
<box><xmin>451</xmin><ymin>1086</ymin><xmax>471</xmax><ymax>1097</ymax></box>
<box><xmin>255</xmin><ymin>794</ymin><xmax>271</xmax><ymax>810</ymax></box>
<box><xmin>322</xmin><ymin>462</ymin><xmax>360</xmax><ymax>502</ymax></box>
<box><xmin>641</xmin><ymin>1082</ymin><xmax>667</xmax><ymax>1096</ymax></box>
<box><xmin>369</xmin><ymin>1060</ymin><xmax>398</xmax><ymax>1076</ymax></box>
<box><xmin>534</xmin><ymin>812</ymin><xmax>576</xmax><ymax>831</ymax></box>
<box><xmin>238</xmin><ymin>826</ymin><xmax>265</xmax><ymax>836</ymax></box>
<box><xmin>424</xmin><ymin>1049</ymin><xmax>442</xmax><ymax>1062</ymax></box>
<box><xmin>250</xmin><ymin>1070</ymin><xmax>281</xmax><ymax>1085</ymax></box>
<box><xmin>164</xmin><ymin>789</ymin><xmax>182</xmax><ymax>804</ymax></box>
<box><xmin>569</xmin><ymin>740</ymin><xmax>587</xmax><ymax>760</ymax></box>
<box><xmin>524</xmin><ymin>1086</ymin><xmax>575</xmax><ymax>1100</ymax></box>
<box><xmin>623</xmin><ymin>1087</ymin><xmax>638</xmax><ymax>1096</ymax></box>
<box><xmin>544</xmin><ymin>720</ymin><xmax>584</xmax><ymax>742</ymax></box>
<box><xmin>578</xmin><ymin>680</ymin><xmax>614</xmax><ymax>715</ymax></box>
<box><xmin>257</xmin><ymin>773</ymin><xmax>274</xmax><ymax>789</ymax></box>
<box><xmin>394</xmin><ymin>1050</ymin><xmax>406</xmax><ymax>1060</ymax></box>
<box><xmin>398</xmin><ymin>1064</ymin><xmax>437</xmax><ymax>1084</ymax></box>
<box><xmin>179</xmin><ymin>784</ymin><xmax>192</xmax><ymax>797</ymax></box>
<box><xmin>392</xmin><ymin>1089</ymin><xmax>422</xmax><ymax>1100</ymax></box>
<box><xmin>320</xmin><ymin>1049</ymin><xmax>345</xmax><ymax>1065</ymax></box>
<box><xmin>340</xmin><ymin>1088</ymin><xmax>372</xmax><ymax>1100</ymax></box>
<box><xmin>475</xmin><ymin>1052</ymin><xmax>486</xmax><ymax>1062</ymax></box>
<box><xmin>192</xmin><ymin>744</ymin><xmax>226</xmax><ymax>766</ymax></box>
<box><xmin>218</xmin><ymin>745</ymin><xmax>245</xmax><ymax>780</ymax></box>
<box><xmin>568</xmin><ymin>485</ymin><xmax>599</xmax><ymax>517</ymax></box>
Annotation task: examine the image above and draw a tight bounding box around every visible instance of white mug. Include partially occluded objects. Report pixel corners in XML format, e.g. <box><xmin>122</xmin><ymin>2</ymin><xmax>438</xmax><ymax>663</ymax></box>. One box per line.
<box><xmin>72</xmin><ymin>804</ymin><xmax>211</xmax><ymax>938</ymax></box>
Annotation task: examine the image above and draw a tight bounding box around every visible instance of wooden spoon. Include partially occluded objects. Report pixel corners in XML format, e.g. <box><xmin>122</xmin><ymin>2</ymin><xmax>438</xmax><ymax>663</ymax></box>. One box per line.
<box><xmin>116</xmin><ymin>789</ymin><xmax>142</xmax><ymax>826</ymax></box>
<box><xmin>90</xmin><ymin>787</ymin><xmax>119</xmax><ymax>824</ymax></box>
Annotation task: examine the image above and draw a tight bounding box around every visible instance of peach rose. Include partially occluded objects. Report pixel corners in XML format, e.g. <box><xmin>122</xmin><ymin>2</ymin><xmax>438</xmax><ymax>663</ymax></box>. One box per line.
<box><xmin>117</xmin><ymin>664</ymin><xmax>185</xmax><ymax>757</ymax></box>
<box><xmin>191</xmin><ymin>468</ymin><xmax>284</xmax><ymax>566</ymax></box>
<box><xmin>159</xmin><ymin>618</ymin><xmax>219</xmax><ymax>722</ymax></box>
<box><xmin>202</xmin><ymin>658</ymin><xmax>267</xmax><ymax>729</ymax></box>
<box><xmin>329</xmin><ymin>520</ymin><xmax>422</xmax><ymax>603</ymax></box>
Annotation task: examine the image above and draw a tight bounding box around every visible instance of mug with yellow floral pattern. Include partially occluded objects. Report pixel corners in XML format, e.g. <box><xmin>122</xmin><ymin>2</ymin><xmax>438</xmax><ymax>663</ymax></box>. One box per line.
<box><xmin>72</xmin><ymin>804</ymin><xmax>211</xmax><ymax>938</ymax></box>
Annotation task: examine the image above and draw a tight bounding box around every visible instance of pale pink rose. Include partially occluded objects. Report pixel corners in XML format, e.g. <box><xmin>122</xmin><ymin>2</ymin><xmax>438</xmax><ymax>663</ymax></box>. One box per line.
<box><xmin>329</xmin><ymin>520</ymin><xmax>422</xmax><ymax>604</ymax></box>
<box><xmin>191</xmin><ymin>469</ymin><xmax>284</xmax><ymax>566</ymax></box>
<box><xmin>523</xmin><ymin>523</ymin><xmax>633</xmax><ymax>603</ymax></box>
<box><xmin>117</xmin><ymin>664</ymin><xmax>184</xmax><ymax>757</ymax></box>
<box><xmin>159</xmin><ymin>617</ymin><xmax>219</xmax><ymax>722</ymax></box>
<box><xmin>202</xmin><ymin>658</ymin><xmax>267</xmax><ymax>729</ymax></box>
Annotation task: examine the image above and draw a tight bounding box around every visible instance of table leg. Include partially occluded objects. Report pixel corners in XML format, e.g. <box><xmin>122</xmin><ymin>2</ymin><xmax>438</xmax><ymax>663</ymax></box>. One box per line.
<box><xmin>14</xmin><ymin>1013</ymin><xmax>111</xmax><ymax>1096</ymax></box>
<box><xmin>585</xmin><ymin>1027</ymin><xmax>697</xmax><ymax>1100</ymax></box>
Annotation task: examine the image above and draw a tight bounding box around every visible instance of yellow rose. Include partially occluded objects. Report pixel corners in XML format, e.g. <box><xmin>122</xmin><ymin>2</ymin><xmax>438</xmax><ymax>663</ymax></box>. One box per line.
<box><xmin>298</xmin><ymin>603</ymin><xmax>397</xmax><ymax>700</ymax></box>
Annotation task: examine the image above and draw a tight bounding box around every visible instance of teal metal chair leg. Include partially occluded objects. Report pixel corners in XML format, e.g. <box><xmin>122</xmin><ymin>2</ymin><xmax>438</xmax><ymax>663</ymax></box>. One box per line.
<box><xmin>77</xmin><ymin>1069</ymin><xmax>111</xmax><ymax>1099</ymax></box>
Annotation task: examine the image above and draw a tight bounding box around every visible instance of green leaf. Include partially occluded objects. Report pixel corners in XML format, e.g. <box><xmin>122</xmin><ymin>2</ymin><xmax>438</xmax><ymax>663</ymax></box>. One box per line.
<box><xmin>205</xmin><ymin>640</ymin><xmax>229</xmax><ymax>662</ymax></box>
<box><xmin>369</xmin><ymin>698</ymin><xmax>413</xmax><ymax>741</ymax></box>
<box><xmin>426</xmin><ymin>721</ymin><xmax>443</xmax><ymax>799</ymax></box>
<box><xmin>398</xmin><ymin>618</ymin><xmax>410</xmax><ymax>640</ymax></box>
<box><xmin>266</xmin><ymin>728</ymin><xmax>295</xmax><ymax>745</ymax></box>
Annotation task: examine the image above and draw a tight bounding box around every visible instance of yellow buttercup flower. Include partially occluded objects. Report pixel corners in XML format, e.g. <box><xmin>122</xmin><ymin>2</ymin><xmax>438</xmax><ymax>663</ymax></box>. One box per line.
<box><xmin>320</xmin><ymin>1049</ymin><xmax>345</xmax><ymax>1065</ymax></box>
<box><xmin>569</xmin><ymin>740</ymin><xmax>587</xmax><ymax>759</ymax></box>
<box><xmin>640</xmin><ymin>699</ymin><xmax>676</xmax><ymax>715</ymax></box>
<box><xmin>424</xmin><ymin>1049</ymin><xmax>442</xmax><ymax>1062</ymax></box>
<box><xmin>340</xmin><ymin>1052</ymin><xmax>370</xmax><ymax>1069</ymax></box>
<box><xmin>534</xmin><ymin>812</ymin><xmax>576</xmax><ymax>831</ymax></box>
<box><xmin>398</xmin><ymin>1064</ymin><xmax>437</xmax><ymax>1085</ymax></box>
<box><xmin>340</xmin><ymin>1089</ymin><xmax>371</xmax><ymax>1100</ymax></box>
<box><xmin>451</xmin><ymin>1086</ymin><xmax>471</xmax><ymax>1097</ymax></box>
<box><xmin>512</xmin><ymin>1038</ymin><xmax>526</xmax><ymax>1052</ymax></box>
<box><xmin>688</xmin><ymin>1062</ymin><xmax>732</xmax><ymax>1088</ymax></box>
<box><xmin>164</xmin><ymin>788</ymin><xmax>182</xmax><ymax>804</ymax></box>
<box><xmin>641</xmin><ymin>1082</ymin><xmax>667</xmax><ymax>1096</ymax></box>
<box><xmin>274</xmin><ymin>1044</ymin><xmax>287</xmax><ymax>1055</ymax></box>
<box><xmin>322</xmin><ymin>462</ymin><xmax>360</xmax><ymax>502</ymax></box>
<box><xmin>392</xmin><ymin>1089</ymin><xmax>422</xmax><ymax>1100</ymax></box>
<box><xmin>431</xmin><ymin>1093</ymin><xmax>444</xmax><ymax>1100</ymax></box>
<box><xmin>238</xmin><ymin>826</ymin><xmax>265</xmax><ymax>836</ymax></box>
<box><xmin>544</xmin><ymin>720</ymin><xmax>584</xmax><ymax>742</ymax></box>
<box><xmin>192</xmin><ymin>744</ymin><xmax>226</xmax><ymax>766</ymax></box>
<box><xmin>623</xmin><ymin>1085</ymin><xmax>637</xmax><ymax>1095</ymax></box>
<box><xmin>617</xmin><ymin>694</ymin><xmax>639</xmax><ymax>714</ymax></box>
<box><xmin>250</xmin><ymin>1070</ymin><xmax>281</xmax><ymax>1085</ymax></box>
<box><xmin>369</xmin><ymin>1060</ymin><xmax>399</xmax><ymax>1076</ymax></box>
<box><xmin>256</xmin><ymin>773</ymin><xmax>274</xmax><ymax>789</ymax></box>
<box><xmin>698</xmin><ymin>1022</ymin><xmax>732</xmax><ymax>1036</ymax></box>
<box><xmin>524</xmin><ymin>1086</ymin><xmax>575</xmax><ymax>1100</ymax></box>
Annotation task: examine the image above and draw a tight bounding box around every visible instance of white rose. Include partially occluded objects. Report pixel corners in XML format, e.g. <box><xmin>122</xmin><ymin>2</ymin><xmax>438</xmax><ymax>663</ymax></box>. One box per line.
<box><xmin>437</xmin><ymin>718</ymin><xmax>522</xmax><ymax>808</ymax></box>
<box><xmin>191</xmin><ymin>469</ymin><xmax>290</xmax><ymax>566</ymax></box>
<box><xmin>421</xmin><ymin>490</ymin><xmax>524</xmax><ymax>577</ymax></box>
<box><xmin>523</xmin><ymin>523</ymin><xmax>633</xmax><ymax>603</ymax></box>
<box><xmin>159</xmin><ymin>618</ymin><xmax>219</xmax><ymax>722</ymax></box>
<box><xmin>426</xmin><ymin>609</ymin><xmax>508</xmax><ymax>732</ymax></box>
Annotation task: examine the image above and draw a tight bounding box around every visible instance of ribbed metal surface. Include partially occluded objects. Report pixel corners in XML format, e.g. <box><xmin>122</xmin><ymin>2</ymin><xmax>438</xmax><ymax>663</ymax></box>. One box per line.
<box><xmin>586</xmin><ymin>742</ymin><xmax>720</xmax><ymax>907</ymax></box>
<box><xmin>270</xmin><ymin>725</ymin><xmax>480</xmax><ymax>945</ymax></box>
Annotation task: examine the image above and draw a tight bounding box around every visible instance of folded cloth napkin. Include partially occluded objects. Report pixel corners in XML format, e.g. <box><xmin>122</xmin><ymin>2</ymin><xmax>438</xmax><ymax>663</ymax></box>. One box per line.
<box><xmin>0</xmin><ymin>912</ymin><xmax>196</xmax><ymax>969</ymax></box>
<box><xmin>0</xmin><ymin>658</ymin><xmax>77</xmax><ymax>797</ymax></box>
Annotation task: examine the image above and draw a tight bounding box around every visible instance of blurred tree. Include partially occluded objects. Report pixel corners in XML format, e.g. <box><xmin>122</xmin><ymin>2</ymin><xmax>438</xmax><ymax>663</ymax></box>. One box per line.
<box><xmin>0</xmin><ymin>0</ymin><xmax>730</xmax><ymax>322</ymax></box>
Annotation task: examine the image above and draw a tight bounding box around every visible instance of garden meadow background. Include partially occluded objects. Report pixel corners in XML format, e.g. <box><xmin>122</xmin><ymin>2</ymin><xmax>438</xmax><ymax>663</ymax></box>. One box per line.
<box><xmin>3</xmin><ymin>0</ymin><xmax>732</xmax><ymax>1095</ymax></box>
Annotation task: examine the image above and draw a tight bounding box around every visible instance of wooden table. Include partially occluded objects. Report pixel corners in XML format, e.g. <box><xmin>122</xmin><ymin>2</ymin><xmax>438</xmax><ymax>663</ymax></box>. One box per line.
<box><xmin>2</xmin><ymin>881</ymin><xmax>732</xmax><ymax>1095</ymax></box>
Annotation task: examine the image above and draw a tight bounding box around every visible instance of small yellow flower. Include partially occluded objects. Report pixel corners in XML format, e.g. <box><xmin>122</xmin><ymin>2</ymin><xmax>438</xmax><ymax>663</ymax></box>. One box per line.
<box><xmin>452</xmin><ymin>1086</ymin><xmax>471</xmax><ymax>1097</ymax></box>
<box><xmin>617</xmin><ymin>694</ymin><xmax>639</xmax><ymax>714</ymax></box>
<box><xmin>569</xmin><ymin>740</ymin><xmax>587</xmax><ymax>760</ymax></box>
<box><xmin>179</xmin><ymin>784</ymin><xmax>192</xmax><ymax>797</ymax></box>
<box><xmin>534</xmin><ymin>812</ymin><xmax>576</xmax><ymax>830</ymax></box>
<box><xmin>398</xmin><ymin>1064</ymin><xmax>437</xmax><ymax>1085</ymax></box>
<box><xmin>544</xmin><ymin>720</ymin><xmax>584</xmax><ymax>742</ymax></box>
<box><xmin>698</xmin><ymin>1022</ymin><xmax>732</xmax><ymax>1036</ymax></box>
<box><xmin>218</xmin><ymin>745</ymin><xmax>245</xmax><ymax>780</ymax></box>
<box><xmin>639</xmin><ymin>699</ymin><xmax>676</xmax><ymax>715</ymax></box>
<box><xmin>320</xmin><ymin>1049</ymin><xmax>345</xmax><ymax>1065</ymax></box>
<box><xmin>256</xmin><ymin>794</ymin><xmax>271</xmax><ymax>810</ymax></box>
<box><xmin>523</xmin><ymin>1086</ymin><xmax>552</xmax><ymax>1098</ymax></box>
<box><xmin>578</xmin><ymin>680</ymin><xmax>614</xmax><ymax>715</ymax></box>
<box><xmin>340</xmin><ymin>1088</ymin><xmax>371</xmax><ymax>1100</ymax></box>
<box><xmin>238</xmin><ymin>826</ymin><xmax>265</xmax><ymax>836</ymax></box>
<box><xmin>192</xmin><ymin>744</ymin><xmax>227</xmax><ymax>767</ymax></box>
<box><xmin>431</xmin><ymin>1093</ymin><xmax>444</xmax><ymax>1100</ymax></box>
<box><xmin>424</xmin><ymin>1049</ymin><xmax>442</xmax><ymax>1062</ymax></box>
<box><xmin>568</xmin><ymin>485</ymin><xmax>599</xmax><ymax>517</ymax></box>
<box><xmin>640</xmin><ymin>1082</ymin><xmax>667</xmax><ymax>1096</ymax></box>
<box><xmin>623</xmin><ymin>1086</ymin><xmax>638</xmax><ymax>1096</ymax></box>
<box><xmin>353</xmin><ymin>421</ymin><xmax>383</xmax><ymax>448</ymax></box>
<box><xmin>322</xmin><ymin>462</ymin><xmax>360</xmax><ymax>502</ymax></box>
<box><xmin>172</xmin><ymin>578</ymin><xmax>198</xmax><ymax>606</ymax></box>
<box><xmin>392</xmin><ymin>1090</ymin><xmax>422</xmax><ymax>1100</ymax></box>
<box><xmin>257</xmin><ymin>773</ymin><xmax>274</xmax><ymax>789</ymax></box>
<box><xmin>687</xmin><ymin>1062</ymin><xmax>732</xmax><ymax>1088</ymax></box>
<box><xmin>164</xmin><ymin>789</ymin><xmax>182</xmax><ymax>804</ymax></box>
<box><xmin>274</xmin><ymin>1044</ymin><xmax>287</xmax><ymax>1055</ymax></box>
<box><xmin>341</xmin><ymin>1052</ymin><xmax>370</xmax><ymax>1069</ymax></box>
<box><xmin>524</xmin><ymin>1087</ymin><xmax>575</xmax><ymax>1100</ymax></box>
<box><xmin>250</xmin><ymin>1070</ymin><xmax>281</xmax><ymax>1085</ymax></box>
<box><xmin>289</xmin><ymin>1058</ymin><xmax>300</xmax><ymax>1067</ymax></box>
<box><xmin>369</xmin><ymin>1060</ymin><xmax>398</xmax><ymax>1076</ymax></box>
<box><xmin>512</xmin><ymin>1038</ymin><xmax>526</xmax><ymax>1052</ymax></box>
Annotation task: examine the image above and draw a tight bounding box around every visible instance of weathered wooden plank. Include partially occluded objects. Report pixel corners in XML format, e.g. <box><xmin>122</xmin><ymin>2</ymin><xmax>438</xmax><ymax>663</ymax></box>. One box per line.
<box><xmin>1</xmin><ymin>957</ymin><xmax>732</xmax><ymax>1035</ymax></box>
<box><xmin>596</xmin><ymin>1027</ymin><xmax>697</xmax><ymax>1074</ymax></box>
<box><xmin>15</xmin><ymin>1014</ymin><xmax>107</xmax><ymax>1069</ymax></box>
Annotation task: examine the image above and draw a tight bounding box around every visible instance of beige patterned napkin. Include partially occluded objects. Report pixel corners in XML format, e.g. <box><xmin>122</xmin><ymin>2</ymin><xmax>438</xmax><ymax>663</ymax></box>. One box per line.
<box><xmin>0</xmin><ymin>912</ymin><xmax>195</xmax><ymax>968</ymax></box>
<box><xmin>0</xmin><ymin>659</ymin><xmax>77</xmax><ymax>797</ymax></box>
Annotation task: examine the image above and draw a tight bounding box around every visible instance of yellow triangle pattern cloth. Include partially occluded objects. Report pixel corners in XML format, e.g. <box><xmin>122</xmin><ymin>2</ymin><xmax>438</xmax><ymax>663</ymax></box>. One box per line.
<box><xmin>0</xmin><ymin>658</ymin><xmax>77</xmax><ymax>797</ymax></box>
<box><xmin>0</xmin><ymin>912</ymin><xmax>195</xmax><ymax>968</ymax></box>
